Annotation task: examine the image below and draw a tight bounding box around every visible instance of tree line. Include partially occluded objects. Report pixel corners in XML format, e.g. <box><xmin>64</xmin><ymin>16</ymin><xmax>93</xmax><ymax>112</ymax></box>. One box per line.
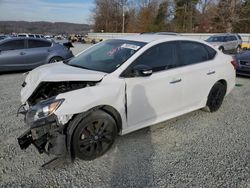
<box><xmin>93</xmin><ymin>0</ymin><xmax>250</xmax><ymax>33</ymax></box>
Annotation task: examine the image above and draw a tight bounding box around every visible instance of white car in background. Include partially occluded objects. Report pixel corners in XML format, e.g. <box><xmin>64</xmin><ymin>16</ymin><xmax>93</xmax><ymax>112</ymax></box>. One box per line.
<box><xmin>206</xmin><ymin>33</ymin><xmax>242</xmax><ymax>53</ymax></box>
<box><xmin>18</xmin><ymin>35</ymin><xmax>235</xmax><ymax>165</ymax></box>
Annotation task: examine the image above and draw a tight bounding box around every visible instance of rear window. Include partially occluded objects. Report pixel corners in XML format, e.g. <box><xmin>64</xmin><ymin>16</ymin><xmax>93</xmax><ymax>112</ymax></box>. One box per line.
<box><xmin>28</xmin><ymin>39</ymin><xmax>51</xmax><ymax>48</ymax></box>
<box><xmin>205</xmin><ymin>45</ymin><xmax>217</xmax><ymax>60</ymax></box>
<box><xmin>0</xmin><ymin>40</ymin><xmax>25</xmax><ymax>51</ymax></box>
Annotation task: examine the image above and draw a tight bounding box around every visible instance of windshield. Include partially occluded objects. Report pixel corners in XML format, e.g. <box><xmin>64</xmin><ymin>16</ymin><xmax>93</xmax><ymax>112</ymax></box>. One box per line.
<box><xmin>67</xmin><ymin>39</ymin><xmax>146</xmax><ymax>73</ymax></box>
<box><xmin>206</xmin><ymin>36</ymin><xmax>225</xmax><ymax>42</ymax></box>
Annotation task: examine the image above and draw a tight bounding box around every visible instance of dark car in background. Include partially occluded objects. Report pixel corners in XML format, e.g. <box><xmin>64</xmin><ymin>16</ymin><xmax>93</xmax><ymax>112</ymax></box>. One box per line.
<box><xmin>0</xmin><ymin>35</ymin><xmax>8</xmax><ymax>40</ymax></box>
<box><xmin>235</xmin><ymin>51</ymin><xmax>250</xmax><ymax>76</ymax></box>
<box><xmin>0</xmin><ymin>37</ymin><xmax>73</xmax><ymax>72</ymax></box>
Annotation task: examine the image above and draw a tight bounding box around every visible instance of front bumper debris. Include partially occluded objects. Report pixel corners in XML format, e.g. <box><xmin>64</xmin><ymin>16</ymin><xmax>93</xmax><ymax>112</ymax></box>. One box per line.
<box><xmin>17</xmin><ymin>129</ymin><xmax>33</xmax><ymax>150</ymax></box>
<box><xmin>17</xmin><ymin>105</ymin><xmax>70</xmax><ymax>167</ymax></box>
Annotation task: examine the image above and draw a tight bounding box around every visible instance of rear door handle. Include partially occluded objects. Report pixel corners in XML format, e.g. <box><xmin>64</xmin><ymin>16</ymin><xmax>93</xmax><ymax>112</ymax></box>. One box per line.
<box><xmin>20</xmin><ymin>52</ymin><xmax>26</xmax><ymax>55</ymax></box>
<box><xmin>207</xmin><ymin>71</ymin><xmax>215</xmax><ymax>75</ymax></box>
<box><xmin>170</xmin><ymin>79</ymin><xmax>182</xmax><ymax>84</ymax></box>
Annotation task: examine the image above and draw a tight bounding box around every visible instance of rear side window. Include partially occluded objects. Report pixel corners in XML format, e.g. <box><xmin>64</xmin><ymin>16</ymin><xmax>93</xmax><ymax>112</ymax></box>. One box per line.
<box><xmin>230</xmin><ymin>36</ymin><xmax>237</xmax><ymax>41</ymax></box>
<box><xmin>225</xmin><ymin>36</ymin><xmax>232</xmax><ymax>41</ymax></box>
<box><xmin>134</xmin><ymin>42</ymin><xmax>178</xmax><ymax>72</ymax></box>
<box><xmin>205</xmin><ymin>45</ymin><xmax>217</xmax><ymax>60</ymax></box>
<box><xmin>178</xmin><ymin>41</ymin><xmax>208</xmax><ymax>66</ymax></box>
<box><xmin>0</xmin><ymin>40</ymin><xmax>25</xmax><ymax>51</ymax></box>
<box><xmin>237</xmin><ymin>34</ymin><xmax>242</xmax><ymax>40</ymax></box>
<box><xmin>28</xmin><ymin>39</ymin><xmax>51</xmax><ymax>48</ymax></box>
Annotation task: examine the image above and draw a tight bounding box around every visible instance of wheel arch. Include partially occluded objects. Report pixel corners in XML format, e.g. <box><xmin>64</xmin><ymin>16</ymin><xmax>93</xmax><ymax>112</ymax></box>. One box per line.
<box><xmin>48</xmin><ymin>56</ymin><xmax>63</xmax><ymax>63</ymax></box>
<box><xmin>217</xmin><ymin>79</ymin><xmax>227</xmax><ymax>89</ymax></box>
<box><xmin>65</xmin><ymin>105</ymin><xmax>122</xmax><ymax>159</ymax></box>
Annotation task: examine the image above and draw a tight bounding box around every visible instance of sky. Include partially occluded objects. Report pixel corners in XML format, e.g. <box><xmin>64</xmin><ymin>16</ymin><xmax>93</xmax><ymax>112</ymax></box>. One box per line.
<box><xmin>0</xmin><ymin>0</ymin><xmax>95</xmax><ymax>24</ymax></box>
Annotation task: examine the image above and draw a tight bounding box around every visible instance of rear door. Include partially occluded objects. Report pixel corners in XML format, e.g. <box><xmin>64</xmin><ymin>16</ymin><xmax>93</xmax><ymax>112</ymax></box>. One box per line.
<box><xmin>0</xmin><ymin>39</ymin><xmax>27</xmax><ymax>71</ymax></box>
<box><xmin>223</xmin><ymin>36</ymin><xmax>232</xmax><ymax>51</ymax></box>
<box><xmin>230</xmin><ymin>35</ymin><xmax>238</xmax><ymax>49</ymax></box>
<box><xmin>23</xmin><ymin>39</ymin><xmax>52</xmax><ymax>67</ymax></box>
<box><xmin>176</xmin><ymin>41</ymin><xmax>218</xmax><ymax>110</ymax></box>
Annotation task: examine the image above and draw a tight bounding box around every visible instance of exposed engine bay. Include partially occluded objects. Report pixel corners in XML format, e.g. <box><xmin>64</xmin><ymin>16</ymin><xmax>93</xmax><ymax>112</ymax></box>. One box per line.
<box><xmin>27</xmin><ymin>81</ymin><xmax>98</xmax><ymax>105</ymax></box>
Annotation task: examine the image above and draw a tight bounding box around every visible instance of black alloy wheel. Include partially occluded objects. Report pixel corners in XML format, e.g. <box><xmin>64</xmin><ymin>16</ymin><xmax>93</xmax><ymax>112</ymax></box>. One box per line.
<box><xmin>72</xmin><ymin>110</ymin><xmax>117</xmax><ymax>160</ymax></box>
<box><xmin>206</xmin><ymin>82</ymin><xmax>227</xmax><ymax>112</ymax></box>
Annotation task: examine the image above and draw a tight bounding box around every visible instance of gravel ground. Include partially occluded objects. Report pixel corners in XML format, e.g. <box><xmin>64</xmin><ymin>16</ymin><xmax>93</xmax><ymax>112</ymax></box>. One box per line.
<box><xmin>0</xmin><ymin>44</ymin><xmax>250</xmax><ymax>187</ymax></box>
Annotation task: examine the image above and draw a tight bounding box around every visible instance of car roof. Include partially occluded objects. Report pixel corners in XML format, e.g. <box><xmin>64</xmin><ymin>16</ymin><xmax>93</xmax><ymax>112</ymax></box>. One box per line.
<box><xmin>115</xmin><ymin>34</ymin><xmax>187</xmax><ymax>43</ymax></box>
<box><xmin>210</xmin><ymin>33</ymin><xmax>238</xmax><ymax>37</ymax></box>
<box><xmin>0</xmin><ymin>37</ymin><xmax>51</xmax><ymax>44</ymax></box>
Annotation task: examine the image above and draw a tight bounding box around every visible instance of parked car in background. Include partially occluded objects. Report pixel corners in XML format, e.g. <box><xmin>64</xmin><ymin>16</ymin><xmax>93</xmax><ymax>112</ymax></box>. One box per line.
<box><xmin>0</xmin><ymin>37</ymin><xmax>73</xmax><ymax>72</ymax></box>
<box><xmin>0</xmin><ymin>35</ymin><xmax>8</xmax><ymax>40</ymax></box>
<box><xmin>235</xmin><ymin>51</ymin><xmax>250</xmax><ymax>76</ymax></box>
<box><xmin>206</xmin><ymin>33</ymin><xmax>242</xmax><ymax>53</ymax></box>
<box><xmin>17</xmin><ymin>35</ymin><xmax>235</xmax><ymax>165</ymax></box>
<box><xmin>141</xmin><ymin>32</ymin><xmax>179</xmax><ymax>36</ymax></box>
<box><xmin>17</xmin><ymin>34</ymin><xmax>45</xmax><ymax>39</ymax></box>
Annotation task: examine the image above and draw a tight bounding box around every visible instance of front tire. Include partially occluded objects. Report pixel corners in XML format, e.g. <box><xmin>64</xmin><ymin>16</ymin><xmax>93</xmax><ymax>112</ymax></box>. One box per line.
<box><xmin>72</xmin><ymin>110</ymin><xmax>117</xmax><ymax>160</ymax></box>
<box><xmin>206</xmin><ymin>82</ymin><xmax>227</xmax><ymax>112</ymax></box>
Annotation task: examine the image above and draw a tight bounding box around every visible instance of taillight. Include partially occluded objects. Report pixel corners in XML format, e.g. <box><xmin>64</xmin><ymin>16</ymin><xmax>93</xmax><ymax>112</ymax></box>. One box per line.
<box><xmin>231</xmin><ymin>56</ymin><xmax>237</xmax><ymax>70</ymax></box>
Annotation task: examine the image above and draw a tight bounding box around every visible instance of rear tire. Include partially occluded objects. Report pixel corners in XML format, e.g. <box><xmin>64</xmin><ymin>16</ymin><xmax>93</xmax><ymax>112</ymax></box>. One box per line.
<box><xmin>72</xmin><ymin>110</ymin><xmax>117</xmax><ymax>160</ymax></box>
<box><xmin>236</xmin><ymin>46</ymin><xmax>241</xmax><ymax>54</ymax></box>
<box><xmin>219</xmin><ymin>46</ymin><xmax>224</xmax><ymax>53</ymax></box>
<box><xmin>206</xmin><ymin>82</ymin><xmax>227</xmax><ymax>112</ymax></box>
<box><xmin>49</xmin><ymin>56</ymin><xmax>63</xmax><ymax>63</ymax></box>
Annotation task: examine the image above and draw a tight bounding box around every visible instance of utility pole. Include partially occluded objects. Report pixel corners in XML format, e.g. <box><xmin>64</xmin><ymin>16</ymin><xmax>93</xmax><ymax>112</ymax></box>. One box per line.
<box><xmin>122</xmin><ymin>0</ymin><xmax>125</xmax><ymax>33</ymax></box>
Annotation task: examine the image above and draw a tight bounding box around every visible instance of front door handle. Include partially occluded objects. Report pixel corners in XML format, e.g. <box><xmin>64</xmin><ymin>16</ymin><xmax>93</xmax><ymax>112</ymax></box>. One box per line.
<box><xmin>170</xmin><ymin>79</ymin><xmax>182</xmax><ymax>84</ymax></box>
<box><xmin>20</xmin><ymin>52</ymin><xmax>26</xmax><ymax>55</ymax></box>
<box><xmin>207</xmin><ymin>71</ymin><xmax>216</xmax><ymax>75</ymax></box>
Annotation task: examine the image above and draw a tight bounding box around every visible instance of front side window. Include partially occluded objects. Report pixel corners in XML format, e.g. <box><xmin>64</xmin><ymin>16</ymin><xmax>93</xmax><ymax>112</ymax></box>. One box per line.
<box><xmin>28</xmin><ymin>39</ymin><xmax>51</xmax><ymax>48</ymax></box>
<box><xmin>0</xmin><ymin>40</ymin><xmax>25</xmax><ymax>51</ymax></box>
<box><xmin>178</xmin><ymin>41</ymin><xmax>208</xmax><ymax>66</ymax></box>
<box><xmin>67</xmin><ymin>39</ymin><xmax>146</xmax><ymax>73</ymax></box>
<box><xmin>132</xmin><ymin>42</ymin><xmax>178</xmax><ymax>72</ymax></box>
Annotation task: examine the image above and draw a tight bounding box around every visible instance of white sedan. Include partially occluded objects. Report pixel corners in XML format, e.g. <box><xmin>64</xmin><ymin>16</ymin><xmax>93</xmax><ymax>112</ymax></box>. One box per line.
<box><xmin>18</xmin><ymin>34</ymin><xmax>235</xmax><ymax>164</ymax></box>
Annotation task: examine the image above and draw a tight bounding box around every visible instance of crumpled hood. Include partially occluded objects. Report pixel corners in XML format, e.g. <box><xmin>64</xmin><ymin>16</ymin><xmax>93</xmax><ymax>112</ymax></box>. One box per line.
<box><xmin>21</xmin><ymin>62</ymin><xmax>107</xmax><ymax>104</ymax></box>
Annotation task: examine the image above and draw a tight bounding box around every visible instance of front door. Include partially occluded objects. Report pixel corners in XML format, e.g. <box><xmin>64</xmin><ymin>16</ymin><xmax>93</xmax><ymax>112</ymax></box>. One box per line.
<box><xmin>124</xmin><ymin>41</ymin><xmax>184</xmax><ymax>128</ymax></box>
<box><xmin>0</xmin><ymin>39</ymin><xmax>27</xmax><ymax>71</ymax></box>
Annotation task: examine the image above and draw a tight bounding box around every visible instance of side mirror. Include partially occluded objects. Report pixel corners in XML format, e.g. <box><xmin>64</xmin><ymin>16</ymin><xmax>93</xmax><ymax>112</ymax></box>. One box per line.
<box><xmin>132</xmin><ymin>64</ymin><xmax>153</xmax><ymax>77</ymax></box>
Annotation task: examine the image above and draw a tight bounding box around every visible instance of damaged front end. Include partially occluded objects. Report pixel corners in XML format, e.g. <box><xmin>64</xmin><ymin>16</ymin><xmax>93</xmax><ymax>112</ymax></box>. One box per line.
<box><xmin>18</xmin><ymin>98</ymin><xmax>67</xmax><ymax>156</ymax></box>
<box><xmin>17</xmin><ymin>80</ymin><xmax>99</xmax><ymax>166</ymax></box>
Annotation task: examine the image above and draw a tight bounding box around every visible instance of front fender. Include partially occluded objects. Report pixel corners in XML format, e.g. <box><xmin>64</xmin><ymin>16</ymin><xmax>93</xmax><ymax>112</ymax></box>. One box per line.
<box><xmin>54</xmin><ymin>79</ymin><xmax>126</xmax><ymax>128</ymax></box>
